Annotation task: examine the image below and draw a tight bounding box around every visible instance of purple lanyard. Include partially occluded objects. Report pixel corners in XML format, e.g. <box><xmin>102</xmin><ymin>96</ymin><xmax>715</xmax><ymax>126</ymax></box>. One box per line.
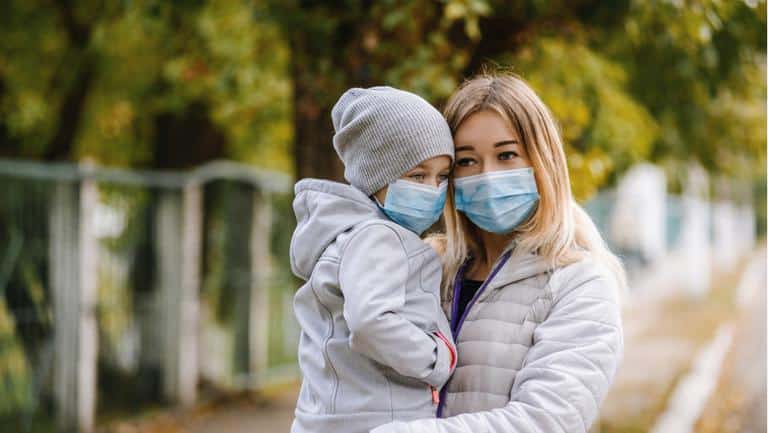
<box><xmin>437</xmin><ymin>251</ymin><xmax>512</xmax><ymax>417</ymax></box>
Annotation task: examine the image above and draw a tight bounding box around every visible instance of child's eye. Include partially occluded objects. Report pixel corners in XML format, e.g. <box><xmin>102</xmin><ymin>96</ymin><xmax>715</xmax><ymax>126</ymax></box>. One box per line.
<box><xmin>499</xmin><ymin>151</ymin><xmax>518</xmax><ymax>161</ymax></box>
<box><xmin>456</xmin><ymin>157</ymin><xmax>476</xmax><ymax>167</ymax></box>
<box><xmin>408</xmin><ymin>173</ymin><xmax>426</xmax><ymax>181</ymax></box>
<box><xmin>438</xmin><ymin>173</ymin><xmax>449</xmax><ymax>181</ymax></box>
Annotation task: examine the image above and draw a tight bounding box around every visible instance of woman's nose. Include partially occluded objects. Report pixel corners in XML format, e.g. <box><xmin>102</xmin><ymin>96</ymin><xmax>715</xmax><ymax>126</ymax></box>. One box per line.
<box><xmin>482</xmin><ymin>159</ymin><xmax>501</xmax><ymax>174</ymax></box>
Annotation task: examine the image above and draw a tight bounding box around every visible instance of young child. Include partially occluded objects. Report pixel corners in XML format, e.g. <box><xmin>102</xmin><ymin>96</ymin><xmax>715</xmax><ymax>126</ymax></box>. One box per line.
<box><xmin>290</xmin><ymin>86</ymin><xmax>457</xmax><ymax>433</ymax></box>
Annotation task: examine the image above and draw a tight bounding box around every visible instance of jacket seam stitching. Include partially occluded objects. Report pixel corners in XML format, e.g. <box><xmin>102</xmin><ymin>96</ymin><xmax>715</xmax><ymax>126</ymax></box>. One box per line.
<box><xmin>417</xmin><ymin>253</ymin><xmax>431</xmax><ymax>295</ymax></box>
<box><xmin>385</xmin><ymin>374</ymin><xmax>394</xmax><ymax>421</ymax></box>
<box><xmin>461</xmin><ymin>316</ymin><xmax>529</xmax><ymax>327</ymax></box>
<box><xmin>546</xmin><ymin>316</ymin><xmax>621</xmax><ymax>331</ymax></box>
<box><xmin>553</xmin><ymin>257</ymin><xmax>599</xmax><ymax>292</ymax></box>
<box><xmin>447</xmin><ymin>390</ymin><xmax>514</xmax><ymax>397</ymax></box>
<box><xmin>338</xmin><ymin>221</ymin><xmax>409</xmax><ymax>260</ymax></box>
<box><xmin>317</xmin><ymin>256</ymin><xmax>339</xmax><ymax>264</ymax></box>
<box><xmin>530</xmin><ymin>346</ymin><xmax>612</xmax><ymax>384</ymax></box>
<box><xmin>540</xmin><ymin>337</ymin><xmax>619</xmax><ymax>356</ymax></box>
<box><xmin>309</xmin><ymin>277</ymin><xmax>340</xmax><ymax>414</ymax></box>
<box><xmin>566</xmin><ymin>294</ymin><xmax>619</xmax><ymax>306</ymax></box>
<box><xmin>452</xmin><ymin>362</ymin><xmax>519</xmax><ymax>372</ymax></box>
<box><xmin>513</xmin><ymin>400</ymin><xmax>569</xmax><ymax>433</ymax></box>
<box><xmin>518</xmin><ymin>364</ymin><xmax>598</xmax><ymax>427</ymax></box>
<box><xmin>476</xmin><ymin>298</ymin><xmax>546</xmax><ymax>306</ymax></box>
<box><xmin>551</xmin><ymin>275</ymin><xmax>604</xmax><ymax>307</ymax></box>
<box><xmin>535</xmin><ymin>271</ymin><xmax>556</xmax><ymax>326</ymax></box>
<box><xmin>455</xmin><ymin>338</ymin><xmax>530</xmax><ymax>348</ymax></box>
<box><xmin>407</xmin><ymin>243</ymin><xmax>432</xmax><ymax>259</ymax></box>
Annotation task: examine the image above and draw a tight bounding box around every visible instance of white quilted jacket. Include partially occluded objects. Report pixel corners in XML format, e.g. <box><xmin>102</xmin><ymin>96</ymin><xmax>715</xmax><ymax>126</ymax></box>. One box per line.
<box><xmin>371</xmin><ymin>249</ymin><xmax>624</xmax><ymax>433</ymax></box>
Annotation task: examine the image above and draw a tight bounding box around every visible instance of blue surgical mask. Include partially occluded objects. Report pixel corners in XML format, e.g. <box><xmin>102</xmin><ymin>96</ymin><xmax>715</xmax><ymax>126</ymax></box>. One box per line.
<box><xmin>454</xmin><ymin>168</ymin><xmax>539</xmax><ymax>234</ymax></box>
<box><xmin>375</xmin><ymin>180</ymin><xmax>447</xmax><ymax>235</ymax></box>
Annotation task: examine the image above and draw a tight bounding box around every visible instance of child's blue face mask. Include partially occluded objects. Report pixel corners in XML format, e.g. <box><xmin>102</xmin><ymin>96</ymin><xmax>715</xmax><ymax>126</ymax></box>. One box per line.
<box><xmin>375</xmin><ymin>180</ymin><xmax>447</xmax><ymax>235</ymax></box>
<box><xmin>454</xmin><ymin>167</ymin><xmax>539</xmax><ymax>234</ymax></box>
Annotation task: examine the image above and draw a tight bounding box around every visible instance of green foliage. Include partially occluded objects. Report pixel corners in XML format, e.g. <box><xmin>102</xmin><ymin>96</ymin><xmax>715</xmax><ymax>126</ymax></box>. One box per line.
<box><xmin>0</xmin><ymin>298</ymin><xmax>32</xmax><ymax>416</ymax></box>
<box><xmin>1</xmin><ymin>0</ymin><xmax>293</xmax><ymax>172</ymax></box>
<box><xmin>269</xmin><ymin>0</ymin><xmax>471</xmax><ymax>109</ymax></box>
<box><xmin>506</xmin><ymin>38</ymin><xmax>659</xmax><ymax>199</ymax></box>
<box><xmin>162</xmin><ymin>1</ymin><xmax>293</xmax><ymax>171</ymax></box>
<box><xmin>0</xmin><ymin>0</ymin><xmax>764</xmax><ymax>423</ymax></box>
<box><xmin>611</xmin><ymin>0</ymin><xmax>766</xmax><ymax>185</ymax></box>
<box><xmin>2</xmin><ymin>0</ymin><xmax>763</xmax><ymax>195</ymax></box>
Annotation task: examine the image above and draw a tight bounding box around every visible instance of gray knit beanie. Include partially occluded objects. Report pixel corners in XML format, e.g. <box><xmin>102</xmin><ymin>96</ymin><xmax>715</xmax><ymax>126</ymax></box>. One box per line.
<box><xmin>331</xmin><ymin>86</ymin><xmax>454</xmax><ymax>196</ymax></box>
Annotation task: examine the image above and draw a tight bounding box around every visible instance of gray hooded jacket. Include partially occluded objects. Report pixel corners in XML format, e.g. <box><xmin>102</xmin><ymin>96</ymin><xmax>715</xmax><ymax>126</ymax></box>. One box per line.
<box><xmin>290</xmin><ymin>179</ymin><xmax>457</xmax><ymax>433</ymax></box>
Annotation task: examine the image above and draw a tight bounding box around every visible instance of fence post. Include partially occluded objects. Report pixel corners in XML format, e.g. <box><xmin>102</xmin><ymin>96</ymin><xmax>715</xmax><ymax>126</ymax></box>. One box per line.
<box><xmin>231</xmin><ymin>183</ymin><xmax>255</xmax><ymax>380</ymax></box>
<box><xmin>50</xmin><ymin>178</ymin><xmax>99</xmax><ymax>433</ymax></box>
<box><xmin>680</xmin><ymin>164</ymin><xmax>711</xmax><ymax>298</ymax></box>
<box><xmin>249</xmin><ymin>189</ymin><xmax>272</xmax><ymax>384</ymax></box>
<box><xmin>180</xmin><ymin>182</ymin><xmax>202</xmax><ymax>404</ymax></box>
<box><xmin>609</xmin><ymin>163</ymin><xmax>668</xmax><ymax>267</ymax></box>
<box><xmin>156</xmin><ymin>182</ymin><xmax>201</xmax><ymax>406</ymax></box>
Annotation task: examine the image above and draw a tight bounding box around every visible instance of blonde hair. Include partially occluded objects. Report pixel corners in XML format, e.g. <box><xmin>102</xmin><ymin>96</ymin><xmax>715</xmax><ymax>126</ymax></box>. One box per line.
<box><xmin>439</xmin><ymin>72</ymin><xmax>626</xmax><ymax>292</ymax></box>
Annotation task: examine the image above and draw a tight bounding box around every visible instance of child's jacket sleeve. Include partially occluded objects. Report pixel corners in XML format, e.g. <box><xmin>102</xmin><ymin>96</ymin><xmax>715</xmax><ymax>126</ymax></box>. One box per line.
<box><xmin>370</xmin><ymin>270</ymin><xmax>624</xmax><ymax>433</ymax></box>
<box><xmin>339</xmin><ymin>223</ymin><xmax>455</xmax><ymax>388</ymax></box>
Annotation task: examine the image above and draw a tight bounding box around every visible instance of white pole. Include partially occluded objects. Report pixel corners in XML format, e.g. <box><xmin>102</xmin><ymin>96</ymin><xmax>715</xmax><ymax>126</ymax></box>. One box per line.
<box><xmin>50</xmin><ymin>178</ymin><xmax>99</xmax><ymax>433</ymax></box>
<box><xmin>179</xmin><ymin>182</ymin><xmax>201</xmax><ymax>405</ymax></box>
<box><xmin>249</xmin><ymin>190</ymin><xmax>272</xmax><ymax>384</ymax></box>
<box><xmin>157</xmin><ymin>183</ymin><xmax>201</xmax><ymax>407</ymax></box>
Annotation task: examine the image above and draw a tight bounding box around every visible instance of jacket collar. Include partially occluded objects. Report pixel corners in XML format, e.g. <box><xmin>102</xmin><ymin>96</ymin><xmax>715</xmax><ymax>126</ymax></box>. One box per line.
<box><xmin>485</xmin><ymin>251</ymin><xmax>554</xmax><ymax>293</ymax></box>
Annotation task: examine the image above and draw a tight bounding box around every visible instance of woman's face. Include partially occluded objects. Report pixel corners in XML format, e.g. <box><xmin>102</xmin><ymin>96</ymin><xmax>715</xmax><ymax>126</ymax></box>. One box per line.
<box><xmin>453</xmin><ymin>110</ymin><xmax>532</xmax><ymax>179</ymax></box>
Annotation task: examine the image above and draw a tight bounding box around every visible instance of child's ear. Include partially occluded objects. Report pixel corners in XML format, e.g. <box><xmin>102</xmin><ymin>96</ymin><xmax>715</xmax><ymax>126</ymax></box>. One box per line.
<box><xmin>423</xmin><ymin>233</ymin><xmax>447</xmax><ymax>256</ymax></box>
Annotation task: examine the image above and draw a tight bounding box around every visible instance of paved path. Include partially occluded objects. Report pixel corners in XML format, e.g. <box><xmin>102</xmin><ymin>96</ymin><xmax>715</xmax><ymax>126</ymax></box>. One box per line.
<box><xmin>650</xmin><ymin>323</ymin><xmax>735</xmax><ymax>433</ymax></box>
<box><xmin>598</xmin><ymin>247</ymin><xmax>766</xmax><ymax>433</ymax></box>
<box><xmin>102</xmin><ymin>385</ymin><xmax>299</xmax><ymax>433</ymax></box>
<box><xmin>695</xmin><ymin>248</ymin><xmax>766</xmax><ymax>433</ymax></box>
<box><xmin>187</xmin><ymin>386</ymin><xmax>299</xmax><ymax>433</ymax></box>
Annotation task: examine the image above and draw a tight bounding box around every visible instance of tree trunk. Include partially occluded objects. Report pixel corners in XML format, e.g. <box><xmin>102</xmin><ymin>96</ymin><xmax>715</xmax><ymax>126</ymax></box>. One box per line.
<box><xmin>44</xmin><ymin>57</ymin><xmax>95</xmax><ymax>161</ymax></box>
<box><xmin>151</xmin><ymin>101</ymin><xmax>227</xmax><ymax>169</ymax></box>
<box><xmin>45</xmin><ymin>0</ymin><xmax>96</xmax><ymax>161</ymax></box>
<box><xmin>290</xmin><ymin>42</ymin><xmax>346</xmax><ymax>182</ymax></box>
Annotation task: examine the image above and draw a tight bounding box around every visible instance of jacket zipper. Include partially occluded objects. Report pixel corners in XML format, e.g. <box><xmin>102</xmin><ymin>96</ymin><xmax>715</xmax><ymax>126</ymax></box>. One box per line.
<box><xmin>436</xmin><ymin>251</ymin><xmax>512</xmax><ymax>417</ymax></box>
<box><xmin>430</xmin><ymin>330</ymin><xmax>457</xmax><ymax>404</ymax></box>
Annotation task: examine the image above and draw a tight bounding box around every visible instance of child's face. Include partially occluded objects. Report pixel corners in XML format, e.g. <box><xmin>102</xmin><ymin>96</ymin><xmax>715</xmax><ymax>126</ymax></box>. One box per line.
<box><xmin>373</xmin><ymin>155</ymin><xmax>452</xmax><ymax>204</ymax></box>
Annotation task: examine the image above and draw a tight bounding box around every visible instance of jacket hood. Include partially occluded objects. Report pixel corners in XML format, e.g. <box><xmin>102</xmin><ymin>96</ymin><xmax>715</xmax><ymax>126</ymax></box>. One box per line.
<box><xmin>290</xmin><ymin>179</ymin><xmax>384</xmax><ymax>279</ymax></box>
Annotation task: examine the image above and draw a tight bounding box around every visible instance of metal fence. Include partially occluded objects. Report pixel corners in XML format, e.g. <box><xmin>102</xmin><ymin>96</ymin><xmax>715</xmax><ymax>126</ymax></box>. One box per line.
<box><xmin>584</xmin><ymin>163</ymin><xmax>757</xmax><ymax>293</ymax></box>
<box><xmin>0</xmin><ymin>158</ymin><xmax>298</xmax><ymax>433</ymax></box>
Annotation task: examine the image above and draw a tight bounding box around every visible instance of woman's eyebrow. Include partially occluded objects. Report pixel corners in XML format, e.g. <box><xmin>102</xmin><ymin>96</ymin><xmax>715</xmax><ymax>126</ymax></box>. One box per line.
<box><xmin>455</xmin><ymin>144</ymin><xmax>474</xmax><ymax>152</ymax></box>
<box><xmin>494</xmin><ymin>140</ymin><xmax>519</xmax><ymax>147</ymax></box>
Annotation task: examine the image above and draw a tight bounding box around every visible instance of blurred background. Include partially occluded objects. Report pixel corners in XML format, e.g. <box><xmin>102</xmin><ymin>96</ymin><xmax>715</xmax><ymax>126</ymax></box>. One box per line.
<box><xmin>0</xmin><ymin>1</ymin><xmax>765</xmax><ymax>433</ymax></box>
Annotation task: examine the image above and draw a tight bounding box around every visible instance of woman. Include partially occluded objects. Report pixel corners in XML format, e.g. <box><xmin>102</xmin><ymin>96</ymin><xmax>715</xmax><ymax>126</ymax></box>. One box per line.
<box><xmin>372</xmin><ymin>73</ymin><xmax>625</xmax><ymax>433</ymax></box>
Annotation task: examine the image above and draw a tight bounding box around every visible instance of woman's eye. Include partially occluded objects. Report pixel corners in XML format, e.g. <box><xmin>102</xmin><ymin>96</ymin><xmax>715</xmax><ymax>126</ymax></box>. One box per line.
<box><xmin>498</xmin><ymin>151</ymin><xmax>518</xmax><ymax>161</ymax></box>
<box><xmin>456</xmin><ymin>157</ymin><xmax>476</xmax><ymax>167</ymax></box>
